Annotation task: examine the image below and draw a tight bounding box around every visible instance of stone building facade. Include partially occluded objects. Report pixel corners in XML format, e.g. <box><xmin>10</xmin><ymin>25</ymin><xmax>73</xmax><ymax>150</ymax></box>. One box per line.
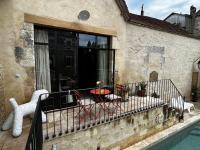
<box><xmin>0</xmin><ymin>0</ymin><xmax>200</xmax><ymax>126</ymax></box>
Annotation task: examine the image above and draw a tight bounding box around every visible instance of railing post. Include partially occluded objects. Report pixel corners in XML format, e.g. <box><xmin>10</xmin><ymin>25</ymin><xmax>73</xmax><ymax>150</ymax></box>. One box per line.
<box><xmin>180</xmin><ymin>96</ymin><xmax>185</xmax><ymax>121</ymax></box>
<box><xmin>25</xmin><ymin>94</ymin><xmax>43</xmax><ymax>150</ymax></box>
<box><xmin>38</xmin><ymin>98</ymin><xmax>43</xmax><ymax>150</ymax></box>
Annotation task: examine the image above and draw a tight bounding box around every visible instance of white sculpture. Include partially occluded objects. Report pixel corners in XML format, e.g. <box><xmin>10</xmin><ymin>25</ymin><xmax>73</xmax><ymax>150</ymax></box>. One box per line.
<box><xmin>1</xmin><ymin>89</ymin><xmax>48</xmax><ymax>137</ymax></box>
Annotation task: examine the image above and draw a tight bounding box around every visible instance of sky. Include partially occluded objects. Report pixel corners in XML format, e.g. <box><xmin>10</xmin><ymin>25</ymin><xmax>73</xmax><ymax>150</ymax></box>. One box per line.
<box><xmin>125</xmin><ymin>0</ymin><xmax>200</xmax><ymax>20</ymax></box>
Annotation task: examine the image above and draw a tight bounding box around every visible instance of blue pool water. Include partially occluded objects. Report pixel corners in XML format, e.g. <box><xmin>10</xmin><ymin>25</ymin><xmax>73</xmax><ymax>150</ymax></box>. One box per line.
<box><xmin>147</xmin><ymin>121</ymin><xmax>200</xmax><ymax>150</ymax></box>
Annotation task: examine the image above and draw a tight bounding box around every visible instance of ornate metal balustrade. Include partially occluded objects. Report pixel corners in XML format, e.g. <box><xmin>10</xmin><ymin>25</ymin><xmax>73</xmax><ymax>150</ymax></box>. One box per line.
<box><xmin>25</xmin><ymin>79</ymin><xmax>184</xmax><ymax>150</ymax></box>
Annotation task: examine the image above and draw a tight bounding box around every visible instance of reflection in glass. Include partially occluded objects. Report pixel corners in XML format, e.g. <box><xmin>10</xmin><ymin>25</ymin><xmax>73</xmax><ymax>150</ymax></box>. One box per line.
<box><xmin>97</xmin><ymin>36</ymin><xmax>108</xmax><ymax>49</ymax></box>
<box><xmin>79</xmin><ymin>34</ymin><xmax>108</xmax><ymax>49</ymax></box>
<box><xmin>79</xmin><ymin>34</ymin><xmax>96</xmax><ymax>47</ymax></box>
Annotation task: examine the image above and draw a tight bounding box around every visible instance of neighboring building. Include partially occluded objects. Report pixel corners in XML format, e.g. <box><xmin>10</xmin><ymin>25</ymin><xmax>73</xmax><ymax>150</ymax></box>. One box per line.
<box><xmin>0</xmin><ymin>0</ymin><xmax>200</xmax><ymax>131</ymax></box>
<box><xmin>164</xmin><ymin>6</ymin><xmax>200</xmax><ymax>37</ymax></box>
<box><xmin>164</xmin><ymin>13</ymin><xmax>192</xmax><ymax>33</ymax></box>
<box><xmin>195</xmin><ymin>10</ymin><xmax>200</xmax><ymax>36</ymax></box>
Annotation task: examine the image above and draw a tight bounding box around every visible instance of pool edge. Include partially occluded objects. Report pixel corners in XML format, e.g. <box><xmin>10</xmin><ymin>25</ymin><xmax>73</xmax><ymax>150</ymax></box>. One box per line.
<box><xmin>125</xmin><ymin>113</ymin><xmax>200</xmax><ymax>150</ymax></box>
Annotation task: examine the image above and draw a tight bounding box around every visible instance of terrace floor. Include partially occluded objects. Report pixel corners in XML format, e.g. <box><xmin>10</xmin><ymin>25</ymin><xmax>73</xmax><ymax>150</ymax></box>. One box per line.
<box><xmin>0</xmin><ymin>100</ymin><xmax>199</xmax><ymax>150</ymax></box>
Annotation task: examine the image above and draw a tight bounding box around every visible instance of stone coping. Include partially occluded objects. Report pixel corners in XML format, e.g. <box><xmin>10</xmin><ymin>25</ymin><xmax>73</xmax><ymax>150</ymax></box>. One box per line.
<box><xmin>125</xmin><ymin>112</ymin><xmax>200</xmax><ymax>150</ymax></box>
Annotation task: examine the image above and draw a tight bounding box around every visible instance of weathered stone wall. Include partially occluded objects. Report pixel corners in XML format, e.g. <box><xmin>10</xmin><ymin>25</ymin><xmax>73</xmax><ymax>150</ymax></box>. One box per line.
<box><xmin>0</xmin><ymin>0</ymin><xmax>126</xmax><ymax>125</ymax></box>
<box><xmin>194</xmin><ymin>16</ymin><xmax>200</xmax><ymax>37</ymax></box>
<box><xmin>0</xmin><ymin>0</ymin><xmax>30</xmax><ymax>125</ymax></box>
<box><xmin>0</xmin><ymin>65</ymin><xmax>6</xmax><ymax>124</ymax></box>
<box><xmin>0</xmin><ymin>0</ymin><xmax>35</xmax><ymax>126</ymax></box>
<box><xmin>43</xmin><ymin>107</ymin><xmax>178</xmax><ymax>150</ymax></box>
<box><xmin>125</xmin><ymin>24</ymin><xmax>200</xmax><ymax>99</ymax></box>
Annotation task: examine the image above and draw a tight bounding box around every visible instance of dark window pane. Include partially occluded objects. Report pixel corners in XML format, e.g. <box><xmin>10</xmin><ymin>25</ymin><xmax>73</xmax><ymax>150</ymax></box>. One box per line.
<box><xmin>97</xmin><ymin>36</ymin><xmax>108</xmax><ymax>49</ymax></box>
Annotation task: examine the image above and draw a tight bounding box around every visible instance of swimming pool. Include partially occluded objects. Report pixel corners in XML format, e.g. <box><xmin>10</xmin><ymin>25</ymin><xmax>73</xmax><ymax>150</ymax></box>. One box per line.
<box><xmin>147</xmin><ymin>120</ymin><xmax>200</xmax><ymax>150</ymax></box>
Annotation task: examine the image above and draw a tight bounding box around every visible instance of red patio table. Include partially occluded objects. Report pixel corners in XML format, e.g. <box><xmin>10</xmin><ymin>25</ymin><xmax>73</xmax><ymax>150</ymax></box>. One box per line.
<box><xmin>90</xmin><ymin>89</ymin><xmax>111</xmax><ymax>116</ymax></box>
<box><xmin>90</xmin><ymin>89</ymin><xmax>111</xmax><ymax>95</ymax></box>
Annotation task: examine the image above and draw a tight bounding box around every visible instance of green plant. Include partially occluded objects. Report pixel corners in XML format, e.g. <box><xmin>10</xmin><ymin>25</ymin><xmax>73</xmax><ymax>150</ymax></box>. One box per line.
<box><xmin>139</xmin><ymin>82</ymin><xmax>147</xmax><ymax>90</ymax></box>
<box><xmin>136</xmin><ymin>82</ymin><xmax>147</xmax><ymax>97</ymax></box>
<box><xmin>151</xmin><ymin>91</ymin><xmax>160</xmax><ymax>98</ymax></box>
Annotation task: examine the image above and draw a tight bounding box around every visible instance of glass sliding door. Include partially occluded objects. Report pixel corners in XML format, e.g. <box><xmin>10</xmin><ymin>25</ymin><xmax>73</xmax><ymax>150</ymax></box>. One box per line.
<box><xmin>78</xmin><ymin>33</ymin><xmax>114</xmax><ymax>88</ymax></box>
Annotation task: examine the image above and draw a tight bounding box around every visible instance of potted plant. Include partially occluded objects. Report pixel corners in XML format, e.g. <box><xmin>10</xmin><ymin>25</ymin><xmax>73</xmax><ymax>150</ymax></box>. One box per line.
<box><xmin>137</xmin><ymin>82</ymin><xmax>147</xmax><ymax>97</ymax></box>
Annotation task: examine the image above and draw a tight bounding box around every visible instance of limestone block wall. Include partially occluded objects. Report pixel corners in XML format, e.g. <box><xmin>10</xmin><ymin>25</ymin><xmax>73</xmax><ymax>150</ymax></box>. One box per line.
<box><xmin>125</xmin><ymin>24</ymin><xmax>200</xmax><ymax>99</ymax></box>
<box><xmin>43</xmin><ymin>107</ymin><xmax>178</xmax><ymax>150</ymax></box>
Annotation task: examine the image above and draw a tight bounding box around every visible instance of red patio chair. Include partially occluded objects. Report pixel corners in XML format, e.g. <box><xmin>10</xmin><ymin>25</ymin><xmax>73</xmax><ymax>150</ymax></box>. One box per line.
<box><xmin>74</xmin><ymin>90</ymin><xmax>96</xmax><ymax>122</ymax></box>
<box><xmin>105</xmin><ymin>84</ymin><xmax>125</xmax><ymax>111</ymax></box>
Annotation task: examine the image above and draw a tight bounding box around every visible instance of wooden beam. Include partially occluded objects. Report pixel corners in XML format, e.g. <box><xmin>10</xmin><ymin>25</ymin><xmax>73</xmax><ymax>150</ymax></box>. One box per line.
<box><xmin>24</xmin><ymin>13</ymin><xmax>117</xmax><ymax>36</ymax></box>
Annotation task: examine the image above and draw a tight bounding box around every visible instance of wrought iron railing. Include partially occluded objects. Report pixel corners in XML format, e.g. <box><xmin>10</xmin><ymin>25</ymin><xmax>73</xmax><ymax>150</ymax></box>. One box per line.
<box><xmin>25</xmin><ymin>79</ymin><xmax>184</xmax><ymax>149</ymax></box>
<box><xmin>25</xmin><ymin>95</ymin><xmax>43</xmax><ymax>150</ymax></box>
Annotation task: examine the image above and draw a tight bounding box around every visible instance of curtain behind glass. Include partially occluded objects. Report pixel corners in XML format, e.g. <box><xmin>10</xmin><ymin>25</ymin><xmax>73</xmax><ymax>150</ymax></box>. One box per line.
<box><xmin>97</xmin><ymin>50</ymin><xmax>108</xmax><ymax>85</ymax></box>
<box><xmin>35</xmin><ymin>29</ymin><xmax>51</xmax><ymax>92</ymax></box>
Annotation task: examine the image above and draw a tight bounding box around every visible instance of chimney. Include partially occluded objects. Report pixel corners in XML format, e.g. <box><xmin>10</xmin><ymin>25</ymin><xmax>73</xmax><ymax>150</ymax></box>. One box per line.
<box><xmin>141</xmin><ymin>4</ymin><xmax>144</xmax><ymax>16</ymax></box>
<box><xmin>190</xmin><ymin>5</ymin><xmax>196</xmax><ymax>33</ymax></box>
<box><xmin>190</xmin><ymin>5</ymin><xmax>196</xmax><ymax>16</ymax></box>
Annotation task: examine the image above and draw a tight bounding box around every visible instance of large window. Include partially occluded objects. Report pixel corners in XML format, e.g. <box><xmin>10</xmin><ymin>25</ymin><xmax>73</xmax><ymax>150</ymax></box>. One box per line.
<box><xmin>35</xmin><ymin>26</ymin><xmax>114</xmax><ymax>91</ymax></box>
